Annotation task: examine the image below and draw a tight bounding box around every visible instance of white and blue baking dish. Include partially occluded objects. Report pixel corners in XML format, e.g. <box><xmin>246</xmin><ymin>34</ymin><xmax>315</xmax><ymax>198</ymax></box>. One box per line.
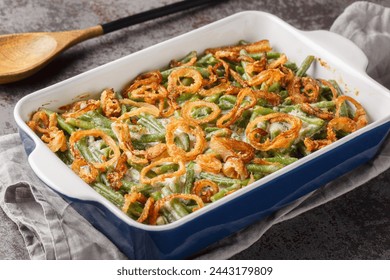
<box><xmin>14</xmin><ymin>11</ymin><xmax>390</xmax><ymax>259</ymax></box>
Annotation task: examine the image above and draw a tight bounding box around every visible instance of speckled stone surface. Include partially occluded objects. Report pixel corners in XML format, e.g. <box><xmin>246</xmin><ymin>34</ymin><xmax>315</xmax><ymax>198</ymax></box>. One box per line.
<box><xmin>0</xmin><ymin>0</ymin><xmax>389</xmax><ymax>260</ymax></box>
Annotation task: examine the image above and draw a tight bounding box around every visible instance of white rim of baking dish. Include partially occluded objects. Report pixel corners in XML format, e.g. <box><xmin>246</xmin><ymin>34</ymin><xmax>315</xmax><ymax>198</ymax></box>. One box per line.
<box><xmin>14</xmin><ymin>11</ymin><xmax>390</xmax><ymax>232</ymax></box>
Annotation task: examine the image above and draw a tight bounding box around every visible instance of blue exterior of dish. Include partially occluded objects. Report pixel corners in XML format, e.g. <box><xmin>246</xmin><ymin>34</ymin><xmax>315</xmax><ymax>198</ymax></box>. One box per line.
<box><xmin>20</xmin><ymin>121</ymin><xmax>390</xmax><ymax>259</ymax></box>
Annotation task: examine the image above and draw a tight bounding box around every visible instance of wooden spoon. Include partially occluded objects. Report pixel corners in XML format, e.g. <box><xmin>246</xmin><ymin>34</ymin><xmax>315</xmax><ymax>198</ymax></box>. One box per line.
<box><xmin>0</xmin><ymin>0</ymin><xmax>221</xmax><ymax>84</ymax></box>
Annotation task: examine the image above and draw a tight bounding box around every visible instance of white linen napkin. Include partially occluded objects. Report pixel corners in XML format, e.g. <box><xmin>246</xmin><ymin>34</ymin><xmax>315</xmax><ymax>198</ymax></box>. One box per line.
<box><xmin>0</xmin><ymin>1</ymin><xmax>389</xmax><ymax>260</ymax></box>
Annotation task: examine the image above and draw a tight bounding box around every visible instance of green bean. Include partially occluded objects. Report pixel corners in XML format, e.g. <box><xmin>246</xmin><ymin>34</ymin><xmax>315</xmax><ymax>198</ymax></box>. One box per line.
<box><xmin>250</xmin><ymin>106</ymin><xmax>275</xmax><ymax>121</ymax></box>
<box><xmin>246</xmin><ymin>163</ymin><xmax>283</xmax><ymax>174</ymax></box>
<box><xmin>239</xmin><ymin>50</ymin><xmax>252</xmax><ymax>81</ymax></box>
<box><xmin>120</xmin><ymin>180</ymin><xmax>137</xmax><ymax>194</ymax></box>
<box><xmin>83</xmin><ymin>111</ymin><xmax>112</xmax><ymax>128</ymax></box>
<box><xmin>75</xmin><ymin>137</ymin><xmax>100</xmax><ymax>163</ymax></box>
<box><xmin>268</xmin><ymin>82</ymin><xmax>281</xmax><ymax>93</ymax></box>
<box><xmin>174</xmin><ymin>51</ymin><xmax>197</xmax><ymax>65</ymax></box>
<box><xmin>283</xmin><ymin>61</ymin><xmax>298</xmax><ymax>72</ymax></box>
<box><xmin>66</xmin><ymin>118</ymin><xmax>94</xmax><ymax>129</ymax></box>
<box><xmin>329</xmin><ymin>80</ymin><xmax>351</xmax><ymax>117</ymax></box>
<box><xmin>238</xmin><ymin>39</ymin><xmax>250</xmax><ymax>45</ymax></box>
<box><xmin>266</xmin><ymin>52</ymin><xmax>281</xmax><ymax>59</ymax></box>
<box><xmin>205</xmin><ymin>127</ymin><xmax>231</xmax><ymax>140</ymax></box>
<box><xmin>154</xmin><ymin>163</ymin><xmax>179</xmax><ymax>175</ymax></box>
<box><xmin>265</xmin><ymin>156</ymin><xmax>298</xmax><ymax>165</ymax></box>
<box><xmin>184</xmin><ymin>162</ymin><xmax>195</xmax><ymax>194</ymax></box>
<box><xmin>189</xmin><ymin>94</ymin><xmax>201</xmax><ymax>102</ymax></box>
<box><xmin>65</xmin><ymin>118</ymin><xmax>116</xmax><ymax>138</ymax></box>
<box><xmin>174</xmin><ymin>132</ymin><xmax>190</xmax><ymax>151</ymax></box>
<box><xmin>247</xmin><ymin>52</ymin><xmax>263</xmax><ymax>60</ymax></box>
<box><xmin>236</xmin><ymin>110</ymin><xmax>252</xmax><ymax>128</ymax></box>
<box><xmin>195</xmin><ymin>53</ymin><xmax>218</xmax><ymax>67</ymax></box>
<box><xmin>127</xmin><ymin>201</ymin><xmax>144</xmax><ymax>217</ymax></box>
<box><xmin>235</xmin><ymin>65</ymin><xmax>245</xmax><ymax>75</ymax></box>
<box><xmin>311</xmin><ymin>101</ymin><xmax>335</xmax><ymax>109</ymax></box>
<box><xmin>150</xmin><ymin>191</ymin><xmax>163</xmax><ymax>201</ymax></box>
<box><xmin>218</xmin><ymin>95</ymin><xmax>237</xmax><ymax>110</ymax></box>
<box><xmin>177</xmin><ymin>92</ymin><xmax>195</xmax><ymax>103</ymax></box>
<box><xmin>210</xmin><ymin>184</ymin><xmax>241</xmax><ymax>202</ymax></box>
<box><xmin>203</xmin><ymin>93</ymin><xmax>222</xmax><ymax>103</ymax></box>
<box><xmin>279</xmin><ymin>90</ymin><xmax>289</xmax><ymax>100</ymax></box>
<box><xmin>161</xmin><ymin>187</ymin><xmax>190</xmax><ymax>218</ymax></box>
<box><xmin>42</xmin><ymin>109</ymin><xmax>76</xmax><ymax>135</ymax></box>
<box><xmin>296</xmin><ymin>55</ymin><xmax>315</xmax><ymax>77</ymax></box>
<box><xmin>160</xmin><ymin>206</ymin><xmax>177</xmax><ymax>223</ymax></box>
<box><xmin>161</xmin><ymin>66</ymin><xmax>210</xmax><ymax>81</ymax></box>
<box><xmin>137</xmin><ymin>113</ymin><xmax>165</xmax><ymax>134</ymax></box>
<box><xmin>200</xmin><ymin>172</ymin><xmax>241</xmax><ymax>186</ymax></box>
<box><xmin>279</xmin><ymin>106</ymin><xmax>325</xmax><ymax>127</ymax></box>
<box><xmin>93</xmin><ymin>182</ymin><xmax>124</xmax><ymax>208</ymax></box>
<box><xmin>139</xmin><ymin>133</ymin><xmax>166</xmax><ymax>143</ymax></box>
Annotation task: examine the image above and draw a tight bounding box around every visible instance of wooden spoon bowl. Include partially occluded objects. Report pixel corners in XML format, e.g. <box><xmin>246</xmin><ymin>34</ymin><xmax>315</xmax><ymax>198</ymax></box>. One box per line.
<box><xmin>0</xmin><ymin>26</ymin><xmax>102</xmax><ymax>84</ymax></box>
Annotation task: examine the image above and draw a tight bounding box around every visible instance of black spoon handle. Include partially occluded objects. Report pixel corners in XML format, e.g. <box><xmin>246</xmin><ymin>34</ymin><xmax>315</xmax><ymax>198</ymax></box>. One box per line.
<box><xmin>101</xmin><ymin>0</ymin><xmax>223</xmax><ymax>34</ymax></box>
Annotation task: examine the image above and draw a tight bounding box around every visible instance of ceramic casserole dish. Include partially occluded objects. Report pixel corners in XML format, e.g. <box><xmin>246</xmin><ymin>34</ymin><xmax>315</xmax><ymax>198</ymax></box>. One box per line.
<box><xmin>14</xmin><ymin>11</ymin><xmax>390</xmax><ymax>259</ymax></box>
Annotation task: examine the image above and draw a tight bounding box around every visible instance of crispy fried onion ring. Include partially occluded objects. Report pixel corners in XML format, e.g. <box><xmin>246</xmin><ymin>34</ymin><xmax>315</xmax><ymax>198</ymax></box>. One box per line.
<box><xmin>100</xmin><ymin>88</ymin><xmax>121</xmax><ymax>117</ymax></box>
<box><xmin>166</xmin><ymin>119</ymin><xmax>206</xmax><ymax>161</ymax></box>
<box><xmin>128</xmin><ymin>83</ymin><xmax>168</xmax><ymax>103</ymax></box>
<box><xmin>287</xmin><ymin>77</ymin><xmax>320</xmax><ymax>104</ymax></box>
<box><xmin>181</xmin><ymin>100</ymin><xmax>221</xmax><ymax>124</ymax></box>
<box><xmin>140</xmin><ymin>157</ymin><xmax>185</xmax><ymax>185</ymax></box>
<box><xmin>303</xmin><ymin>138</ymin><xmax>332</xmax><ymax>152</ymax></box>
<box><xmin>247</xmin><ymin>69</ymin><xmax>285</xmax><ymax>87</ymax></box>
<box><xmin>195</xmin><ymin>153</ymin><xmax>222</xmax><ymax>174</ymax></box>
<box><xmin>137</xmin><ymin>197</ymin><xmax>155</xmax><ymax>223</ymax></box>
<box><xmin>300</xmin><ymin>102</ymin><xmax>334</xmax><ymax>120</ymax></box>
<box><xmin>304</xmin><ymin>117</ymin><xmax>357</xmax><ymax>152</ymax></box>
<box><xmin>230</xmin><ymin>69</ymin><xmax>248</xmax><ymax>87</ymax></box>
<box><xmin>170</xmin><ymin>55</ymin><xmax>197</xmax><ymax>68</ymax></box>
<box><xmin>267</xmin><ymin>53</ymin><xmax>288</xmax><ymax>69</ymax></box>
<box><xmin>198</xmin><ymin>82</ymin><xmax>240</xmax><ymax>97</ymax></box>
<box><xmin>167</xmin><ymin>67</ymin><xmax>203</xmax><ymax>95</ymax></box>
<box><xmin>192</xmin><ymin>179</ymin><xmax>219</xmax><ymax>203</ymax></box>
<box><xmin>205</xmin><ymin>39</ymin><xmax>272</xmax><ymax>54</ymax></box>
<box><xmin>116</xmin><ymin>106</ymin><xmax>160</xmax><ymax>121</ymax></box>
<box><xmin>120</xmin><ymin>98</ymin><xmax>161</xmax><ymax>118</ymax></box>
<box><xmin>111</xmin><ymin>122</ymin><xmax>148</xmax><ymax>165</ymax></box>
<box><xmin>28</xmin><ymin>112</ymin><xmax>67</xmax><ymax>152</ymax></box>
<box><xmin>209</xmin><ymin>136</ymin><xmax>255</xmax><ymax>163</ymax></box>
<box><xmin>62</xmin><ymin>99</ymin><xmax>100</xmax><ymax>119</ymax></box>
<box><xmin>245</xmin><ymin>57</ymin><xmax>267</xmax><ymax>75</ymax></box>
<box><xmin>71</xmin><ymin>157</ymin><xmax>99</xmax><ymax>184</ymax></box>
<box><xmin>214</xmin><ymin>50</ymin><xmax>241</xmax><ymax>62</ymax></box>
<box><xmin>107</xmin><ymin>153</ymin><xmax>128</xmax><ymax>190</ymax></box>
<box><xmin>145</xmin><ymin>143</ymin><xmax>168</xmax><ymax>161</ymax></box>
<box><xmin>222</xmin><ymin>157</ymin><xmax>248</xmax><ymax>180</ymax></box>
<box><xmin>319</xmin><ymin>79</ymin><xmax>338</xmax><ymax>101</ymax></box>
<box><xmin>41</xmin><ymin>126</ymin><xmax>68</xmax><ymax>152</ymax></box>
<box><xmin>123</xmin><ymin>71</ymin><xmax>162</xmax><ymax>98</ymax></box>
<box><xmin>216</xmin><ymin>88</ymin><xmax>257</xmax><ymax>128</ymax></box>
<box><xmin>69</xmin><ymin>129</ymin><xmax>120</xmax><ymax>170</ymax></box>
<box><xmin>149</xmin><ymin>193</ymin><xmax>204</xmax><ymax>225</ymax></box>
<box><xmin>335</xmin><ymin>96</ymin><xmax>367</xmax><ymax>129</ymax></box>
<box><xmin>254</xmin><ymin>90</ymin><xmax>281</xmax><ymax>106</ymax></box>
<box><xmin>27</xmin><ymin>110</ymin><xmax>50</xmax><ymax>134</ymax></box>
<box><xmin>122</xmin><ymin>192</ymin><xmax>155</xmax><ymax>223</ymax></box>
<box><xmin>246</xmin><ymin>113</ymin><xmax>302</xmax><ymax>151</ymax></box>
<box><xmin>122</xmin><ymin>192</ymin><xmax>146</xmax><ymax>213</ymax></box>
<box><xmin>327</xmin><ymin>117</ymin><xmax>357</xmax><ymax>142</ymax></box>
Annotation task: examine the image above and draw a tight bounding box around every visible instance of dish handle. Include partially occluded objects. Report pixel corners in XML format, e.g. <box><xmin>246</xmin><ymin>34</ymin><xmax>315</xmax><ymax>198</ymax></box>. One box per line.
<box><xmin>302</xmin><ymin>30</ymin><xmax>368</xmax><ymax>74</ymax></box>
<box><xmin>28</xmin><ymin>143</ymin><xmax>96</xmax><ymax>200</ymax></box>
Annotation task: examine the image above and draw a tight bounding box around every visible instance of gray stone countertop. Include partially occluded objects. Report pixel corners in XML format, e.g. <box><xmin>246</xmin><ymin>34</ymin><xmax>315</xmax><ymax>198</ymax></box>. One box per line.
<box><xmin>0</xmin><ymin>0</ymin><xmax>389</xmax><ymax>259</ymax></box>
